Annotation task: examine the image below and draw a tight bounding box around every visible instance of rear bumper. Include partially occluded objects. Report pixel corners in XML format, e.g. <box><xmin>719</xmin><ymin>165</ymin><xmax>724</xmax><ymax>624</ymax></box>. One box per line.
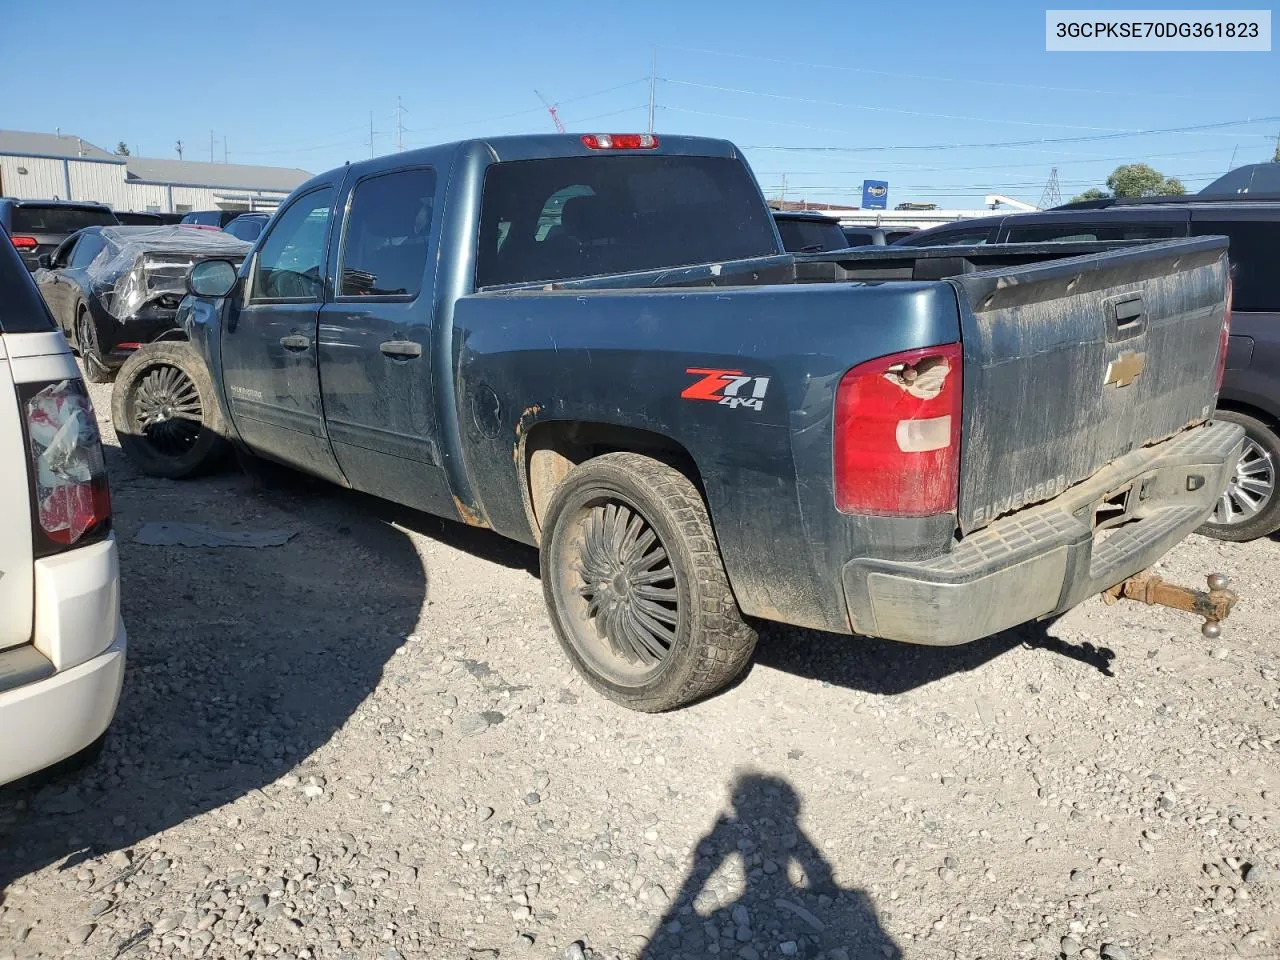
<box><xmin>0</xmin><ymin>623</ymin><xmax>125</xmax><ymax>785</ymax></box>
<box><xmin>0</xmin><ymin>535</ymin><xmax>125</xmax><ymax>785</ymax></box>
<box><xmin>842</xmin><ymin>420</ymin><xmax>1245</xmax><ymax>645</ymax></box>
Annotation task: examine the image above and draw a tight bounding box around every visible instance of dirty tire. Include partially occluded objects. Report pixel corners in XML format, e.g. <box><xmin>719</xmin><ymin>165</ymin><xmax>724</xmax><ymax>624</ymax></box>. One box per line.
<box><xmin>111</xmin><ymin>341</ymin><xmax>229</xmax><ymax>479</ymax></box>
<box><xmin>76</xmin><ymin>307</ymin><xmax>112</xmax><ymax>383</ymax></box>
<box><xmin>540</xmin><ymin>452</ymin><xmax>758</xmax><ymax>712</ymax></box>
<box><xmin>1197</xmin><ymin>408</ymin><xmax>1280</xmax><ymax>542</ymax></box>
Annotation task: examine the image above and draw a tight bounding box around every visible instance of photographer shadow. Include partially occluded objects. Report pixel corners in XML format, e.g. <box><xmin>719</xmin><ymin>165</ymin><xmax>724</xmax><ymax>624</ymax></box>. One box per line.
<box><xmin>640</xmin><ymin>773</ymin><xmax>900</xmax><ymax>960</ymax></box>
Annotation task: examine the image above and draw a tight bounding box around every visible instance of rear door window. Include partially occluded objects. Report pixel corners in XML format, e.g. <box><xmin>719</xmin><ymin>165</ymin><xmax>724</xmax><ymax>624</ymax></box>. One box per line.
<box><xmin>476</xmin><ymin>155</ymin><xmax>779</xmax><ymax>287</ymax></box>
<box><xmin>1003</xmin><ymin>222</ymin><xmax>1184</xmax><ymax>243</ymax></box>
<box><xmin>775</xmin><ymin>218</ymin><xmax>850</xmax><ymax>253</ymax></box>
<box><xmin>11</xmin><ymin>206</ymin><xmax>116</xmax><ymax>233</ymax></box>
<box><xmin>68</xmin><ymin>233</ymin><xmax>106</xmax><ymax>269</ymax></box>
<box><xmin>1192</xmin><ymin>220</ymin><xmax>1280</xmax><ymax>312</ymax></box>
<box><xmin>0</xmin><ymin>228</ymin><xmax>57</xmax><ymax>333</ymax></box>
<box><xmin>338</xmin><ymin>168</ymin><xmax>437</xmax><ymax>298</ymax></box>
<box><xmin>902</xmin><ymin>225</ymin><xmax>998</xmax><ymax>246</ymax></box>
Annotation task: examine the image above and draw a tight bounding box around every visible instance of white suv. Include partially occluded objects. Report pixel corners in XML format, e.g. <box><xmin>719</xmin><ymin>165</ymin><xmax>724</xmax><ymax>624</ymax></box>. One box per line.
<box><xmin>0</xmin><ymin>227</ymin><xmax>125</xmax><ymax>785</ymax></box>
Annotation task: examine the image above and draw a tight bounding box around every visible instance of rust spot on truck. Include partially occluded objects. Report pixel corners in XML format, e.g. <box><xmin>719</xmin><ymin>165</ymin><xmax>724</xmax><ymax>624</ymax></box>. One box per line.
<box><xmin>452</xmin><ymin>495</ymin><xmax>490</xmax><ymax>529</ymax></box>
<box><xmin>513</xmin><ymin>404</ymin><xmax>543</xmax><ymax>464</ymax></box>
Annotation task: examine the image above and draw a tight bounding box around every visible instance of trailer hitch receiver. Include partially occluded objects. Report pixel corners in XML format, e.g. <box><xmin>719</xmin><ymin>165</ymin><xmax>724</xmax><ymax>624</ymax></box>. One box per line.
<box><xmin>1102</xmin><ymin>571</ymin><xmax>1238</xmax><ymax>638</ymax></box>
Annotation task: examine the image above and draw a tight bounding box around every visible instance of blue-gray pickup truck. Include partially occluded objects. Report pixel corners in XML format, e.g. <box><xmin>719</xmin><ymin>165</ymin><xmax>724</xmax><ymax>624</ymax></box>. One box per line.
<box><xmin>110</xmin><ymin>133</ymin><xmax>1243</xmax><ymax>711</ymax></box>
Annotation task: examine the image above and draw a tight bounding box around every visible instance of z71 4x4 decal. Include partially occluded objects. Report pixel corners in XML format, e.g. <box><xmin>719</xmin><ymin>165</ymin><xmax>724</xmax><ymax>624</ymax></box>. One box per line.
<box><xmin>681</xmin><ymin>368</ymin><xmax>771</xmax><ymax>411</ymax></box>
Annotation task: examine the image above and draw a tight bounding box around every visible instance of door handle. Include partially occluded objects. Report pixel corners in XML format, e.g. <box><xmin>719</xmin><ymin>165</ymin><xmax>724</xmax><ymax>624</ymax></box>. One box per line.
<box><xmin>279</xmin><ymin>334</ymin><xmax>311</xmax><ymax>351</ymax></box>
<box><xmin>379</xmin><ymin>339</ymin><xmax>422</xmax><ymax>359</ymax></box>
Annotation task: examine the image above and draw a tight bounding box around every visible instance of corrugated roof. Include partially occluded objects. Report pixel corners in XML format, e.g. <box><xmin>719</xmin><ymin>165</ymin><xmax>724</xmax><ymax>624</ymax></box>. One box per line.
<box><xmin>126</xmin><ymin>156</ymin><xmax>311</xmax><ymax>193</ymax></box>
<box><xmin>0</xmin><ymin>129</ymin><xmax>311</xmax><ymax>193</ymax></box>
<box><xmin>0</xmin><ymin>129</ymin><xmax>119</xmax><ymax>161</ymax></box>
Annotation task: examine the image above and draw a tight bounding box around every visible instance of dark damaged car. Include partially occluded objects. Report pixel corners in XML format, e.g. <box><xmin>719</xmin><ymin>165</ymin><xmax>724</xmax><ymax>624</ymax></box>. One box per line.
<box><xmin>35</xmin><ymin>226</ymin><xmax>250</xmax><ymax>382</ymax></box>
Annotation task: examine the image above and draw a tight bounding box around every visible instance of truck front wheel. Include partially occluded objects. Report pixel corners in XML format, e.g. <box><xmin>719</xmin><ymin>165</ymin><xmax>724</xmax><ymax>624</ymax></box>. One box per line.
<box><xmin>540</xmin><ymin>452</ymin><xmax>758</xmax><ymax>712</ymax></box>
<box><xmin>111</xmin><ymin>342</ymin><xmax>229</xmax><ymax>479</ymax></box>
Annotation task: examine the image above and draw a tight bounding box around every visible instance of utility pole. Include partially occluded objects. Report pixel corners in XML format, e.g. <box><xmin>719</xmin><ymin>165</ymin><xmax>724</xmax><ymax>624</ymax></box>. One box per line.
<box><xmin>368</xmin><ymin>111</ymin><xmax>376</xmax><ymax>159</ymax></box>
<box><xmin>647</xmin><ymin>47</ymin><xmax>656</xmax><ymax>135</ymax></box>
<box><xmin>780</xmin><ymin>174</ymin><xmax>787</xmax><ymax>203</ymax></box>
<box><xmin>395</xmin><ymin>96</ymin><xmax>407</xmax><ymax>152</ymax></box>
<box><xmin>175</xmin><ymin>139</ymin><xmax>183</xmax><ymax>160</ymax></box>
<box><xmin>209</xmin><ymin>130</ymin><xmax>215</xmax><ymax>163</ymax></box>
<box><xmin>223</xmin><ymin>138</ymin><xmax>228</xmax><ymax>164</ymax></box>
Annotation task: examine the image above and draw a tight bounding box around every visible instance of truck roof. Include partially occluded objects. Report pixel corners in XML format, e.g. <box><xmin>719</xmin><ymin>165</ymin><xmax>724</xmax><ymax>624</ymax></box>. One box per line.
<box><xmin>295</xmin><ymin>134</ymin><xmax>744</xmax><ymax>196</ymax></box>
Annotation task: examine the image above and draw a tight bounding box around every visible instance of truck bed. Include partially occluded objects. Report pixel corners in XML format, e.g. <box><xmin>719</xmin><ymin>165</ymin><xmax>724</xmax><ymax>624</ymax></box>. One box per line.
<box><xmin>462</xmin><ymin>236</ymin><xmax>1231</xmax><ymax>631</ymax></box>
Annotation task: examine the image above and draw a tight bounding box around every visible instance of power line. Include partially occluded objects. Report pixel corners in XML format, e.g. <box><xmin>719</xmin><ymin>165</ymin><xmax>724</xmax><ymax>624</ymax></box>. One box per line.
<box><xmin>738</xmin><ymin>115</ymin><xmax>1280</xmax><ymax>154</ymax></box>
<box><xmin>753</xmin><ymin>146</ymin><xmax>1237</xmax><ymax>176</ymax></box>
<box><xmin>560</xmin><ymin>104</ymin><xmax>650</xmax><ymax>126</ymax></box>
<box><xmin>658</xmin><ymin>43</ymin><xmax>1227</xmax><ymax>103</ymax></box>
<box><xmin>662</xmin><ymin>77</ymin><xmax>1276</xmax><ymax>141</ymax></box>
<box><xmin>661</xmin><ymin>77</ymin><xmax>1140</xmax><ymax>133</ymax></box>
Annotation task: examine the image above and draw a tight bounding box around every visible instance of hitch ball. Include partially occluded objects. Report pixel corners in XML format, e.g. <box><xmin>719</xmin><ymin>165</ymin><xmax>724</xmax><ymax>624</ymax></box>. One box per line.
<box><xmin>1103</xmin><ymin>571</ymin><xmax>1238</xmax><ymax>638</ymax></box>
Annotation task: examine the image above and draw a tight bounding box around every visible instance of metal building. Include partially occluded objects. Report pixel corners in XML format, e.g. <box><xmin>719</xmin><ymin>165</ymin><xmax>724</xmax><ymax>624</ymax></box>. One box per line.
<box><xmin>0</xmin><ymin>130</ymin><xmax>310</xmax><ymax>214</ymax></box>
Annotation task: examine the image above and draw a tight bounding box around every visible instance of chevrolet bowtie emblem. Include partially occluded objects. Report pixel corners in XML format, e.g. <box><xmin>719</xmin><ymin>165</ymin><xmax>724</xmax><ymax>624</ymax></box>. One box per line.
<box><xmin>1105</xmin><ymin>351</ymin><xmax>1146</xmax><ymax>388</ymax></box>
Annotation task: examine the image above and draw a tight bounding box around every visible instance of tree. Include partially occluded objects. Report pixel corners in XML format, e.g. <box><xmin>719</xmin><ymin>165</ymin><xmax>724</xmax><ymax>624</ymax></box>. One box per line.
<box><xmin>1070</xmin><ymin>187</ymin><xmax>1110</xmax><ymax>203</ymax></box>
<box><xmin>114</xmin><ymin>141</ymin><xmax>131</xmax><ymax>156</ymax></box>
<box><xmin>1273</xmin><ymin>144</ymin><xmax>1279</xmax><ymax>162</ymax></box>
<box><xmin>1106</xmin><ymin>163</ymin><xmax>1184</xmax><ymax>198</ymax></box>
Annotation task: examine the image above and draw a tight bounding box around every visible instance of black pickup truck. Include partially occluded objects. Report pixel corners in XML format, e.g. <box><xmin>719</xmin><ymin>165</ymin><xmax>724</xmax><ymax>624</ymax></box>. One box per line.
<box><xmin>111</xmin><ymin>133</ymin><xmax>1242</xmax><ymax>711</ymax></box>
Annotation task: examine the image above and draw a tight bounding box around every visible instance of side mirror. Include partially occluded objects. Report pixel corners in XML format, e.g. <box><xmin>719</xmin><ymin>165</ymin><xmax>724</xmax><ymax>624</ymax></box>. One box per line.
<box><xmin>38</xmin><ymin>254</ymin><xmax>53</xmax><ymax>270</ymax></box>
<box><xmin>188</xmin><ymin>259</ymin><xmax>238</xmax><ymax>298</ymax></box>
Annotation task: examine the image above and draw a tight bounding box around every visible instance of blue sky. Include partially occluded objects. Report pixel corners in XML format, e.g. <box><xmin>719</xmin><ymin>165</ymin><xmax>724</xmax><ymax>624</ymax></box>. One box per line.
<box><xmin>4</xmin><ymin>0</ymin><xmax>1277</xmax><ymax>208</ymax></box>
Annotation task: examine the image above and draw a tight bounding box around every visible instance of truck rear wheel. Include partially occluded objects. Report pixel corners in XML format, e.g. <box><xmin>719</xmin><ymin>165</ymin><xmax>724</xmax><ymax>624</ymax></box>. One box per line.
<box><xmin>540</xmin><ymin>452</ymin><xmax>757</xmax><ymax>712</ymax></box>
<box><xmin>111</xmin><ymin>341</ymin><xmax>229</xmax><ymax>479</ymax></box>
<box><xmin>1197</xmin><ymin>408</ymin><xmax>1280</xmax><ymax>542</ymax></box>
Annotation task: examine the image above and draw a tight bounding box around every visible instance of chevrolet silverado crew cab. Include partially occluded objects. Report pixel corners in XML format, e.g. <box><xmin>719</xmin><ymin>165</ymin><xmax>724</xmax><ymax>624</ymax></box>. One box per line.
<box><xmin>111</xmin><ymin>133</ymin><xmax>1240</xmax><ymax>712</ymax></box>
<box><xmin>0</xmin><ymin>224</ymin><xmax>124</xmax><ymax>785</ymax></box>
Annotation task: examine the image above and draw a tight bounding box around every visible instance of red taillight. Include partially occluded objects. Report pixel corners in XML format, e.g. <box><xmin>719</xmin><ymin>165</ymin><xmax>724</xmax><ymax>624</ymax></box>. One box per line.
<box><xmin>834</xmin><ymin>343</ymin><xmax>962</xmax><ymax>517</ymax></box>
<box><xmin>24</xmin><ymin>379</ymin><xmax>111</xmax><ymax>547</ymax></box>
<box><xmin>1214</xmin><ymin>277</ymin><xmax>1233</xmax><ymax>394</ymax></box>
<box><xmin>10</xmin><ymin>235</ymin><xmax>38</xmax><ymax>250</ymax></box>
<box><xmin>581</xmin><ymin>133</ymin><xmax>660</xmax><ymax>150</ymax></box>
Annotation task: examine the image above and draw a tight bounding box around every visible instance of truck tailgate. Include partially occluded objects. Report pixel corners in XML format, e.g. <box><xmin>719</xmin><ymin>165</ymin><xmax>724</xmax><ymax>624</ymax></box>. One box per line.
<box><xmin>953</xmin><ymin>237</ymin><xmax>1230</xmax><ymax>534</ymax></box>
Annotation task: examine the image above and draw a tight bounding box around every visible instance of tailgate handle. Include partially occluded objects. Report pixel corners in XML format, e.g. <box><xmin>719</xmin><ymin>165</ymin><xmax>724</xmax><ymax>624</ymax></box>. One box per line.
<box><xmin>1106</xmin><ymin>294</ymin><xmax>1146</xmax><ymax>341</ymax></box>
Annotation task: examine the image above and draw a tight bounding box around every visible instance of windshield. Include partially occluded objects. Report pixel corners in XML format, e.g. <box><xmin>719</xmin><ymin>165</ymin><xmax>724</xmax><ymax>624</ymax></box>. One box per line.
<box><xmin>476</xmin><ymin>155</ymin><xmax>779</xmax><ymax>287</ymax></box>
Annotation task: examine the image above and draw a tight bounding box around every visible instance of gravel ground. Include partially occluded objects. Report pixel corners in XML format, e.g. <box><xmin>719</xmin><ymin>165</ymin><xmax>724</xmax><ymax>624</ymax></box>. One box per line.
<box><xmin>1</xmin><ymin>375</ymin><xmax>1278</xmax><ymax>960</ymax></box>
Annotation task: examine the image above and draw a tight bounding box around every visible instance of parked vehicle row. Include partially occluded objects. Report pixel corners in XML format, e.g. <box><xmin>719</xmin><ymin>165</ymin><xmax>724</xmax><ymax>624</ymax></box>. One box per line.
<box><xmin>901</xmin><ymin>185</ymin><xmax>1280</xmax><ymax>541</ymax></box>
<box><xmin>109</xmin><ymin>132</ymin><xmax>1241</xmax><ymax>714</ymax></box>
<box><xmin>771</xmin><ymin>212</ymin><xmax>919</xmax><ymax>253</ymax></box>
<box><xmin>33</xmin><ymin>226</ymin><xmax>250</xmax><ymax>382</ymax></box>
<box><xmin>0</xmin><ymin>199</ymin><xmax>118</xmax><ymax>272</ymax></box>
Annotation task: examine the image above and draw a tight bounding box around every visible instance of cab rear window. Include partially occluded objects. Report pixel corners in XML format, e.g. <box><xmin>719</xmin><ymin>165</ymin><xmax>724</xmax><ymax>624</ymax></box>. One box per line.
<box><xmin>0</xmin><ymin>228</ymin><xmax>58</xmax><ymax>333</ymax></box>
<box><xmin>476</xmin><ymin>155</ymin><xmax>780</xmax><ymax>287</ymax></box>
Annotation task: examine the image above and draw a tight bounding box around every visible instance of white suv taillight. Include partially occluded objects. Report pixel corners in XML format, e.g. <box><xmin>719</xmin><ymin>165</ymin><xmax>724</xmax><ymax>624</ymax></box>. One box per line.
<box><xmin>24</xmin><ymin>379</ymin><xmax>111</xmax><ymax>549</ymax></box>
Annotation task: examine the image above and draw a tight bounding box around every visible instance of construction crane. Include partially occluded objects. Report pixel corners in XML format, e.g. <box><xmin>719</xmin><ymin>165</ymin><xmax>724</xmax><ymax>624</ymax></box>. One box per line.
<box><xmin>535</xmin><ymin>90</ymin><xmax>566</xmax><ymax>134</ymax></box>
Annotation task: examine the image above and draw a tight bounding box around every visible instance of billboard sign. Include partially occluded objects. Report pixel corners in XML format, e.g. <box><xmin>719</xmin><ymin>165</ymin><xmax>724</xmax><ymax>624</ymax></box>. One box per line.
<box><xmin>862</xmin><ymin>180</ymin><xmax>889</xmax><ymax>210</ymax></box>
